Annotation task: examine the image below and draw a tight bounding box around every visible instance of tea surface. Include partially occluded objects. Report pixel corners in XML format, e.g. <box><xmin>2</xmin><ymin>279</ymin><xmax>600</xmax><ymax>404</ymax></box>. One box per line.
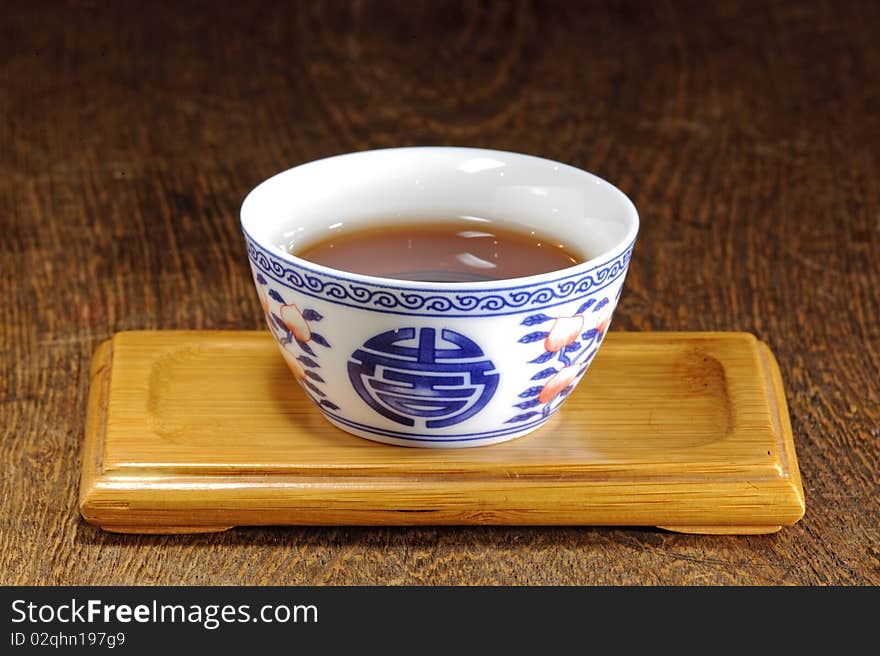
<box><xmin>292</xmin><ymin>219</ymin><xmax>584</xmax><ymax>282</ymax></box>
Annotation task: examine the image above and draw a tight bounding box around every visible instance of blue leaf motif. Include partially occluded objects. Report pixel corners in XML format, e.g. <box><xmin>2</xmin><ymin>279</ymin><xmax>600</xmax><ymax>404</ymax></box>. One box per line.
<box><xmin>581</xmin><ymin>328</ymin><xmax>598</xmax><ymax>341</ymax></box>
<box><xmin>578</xmin><ymin>348</ymin><xmax>599</xmax><ymax>369</ymax></box>
<box><xmin>505</xmin><ymin>411</ymin><xmax>541</xmax><ymax>424</ymax></box>
<box><xmin>529</xmin><ymin>351</ymin><xmax>555</xmax><ymax>364</ymax></box>
<box><xmin>559</xmin><ymin>385</ymin><xmax>574</xmax><ymax>398</ymax></box>
<box><xmin>577</xmin><ymin>299</ymin><xmax>596</xmax><ymax>314</ymax></box>
<box><xmin>564</xmin><ymin>341</ymin><xmax>581</xmax><ymax>353</ymax></box>
<box><xmin>256</xmin><ymin>273</ymin><xmax>267</xmax><ymax>285</ymax></box>
<box><xmin>310</xmin><ymin>332</ymin><xmax>331</xmax><ymax>348</ymax></box>
<box><xmin>303</xmin><ymin>380</ymin><xmax>325</xmax><ymax>397</ymax></box>
<box><xmin>302</xmin><ymin>309</ymin><xmax>323</xmax><ymax>322</ymax></box>
<box><xmin>268</xmin><ymin>289</ymin><xmax>285</xmax><ymax>304</ymax></box>
<box><xmin>319</xmin><ymin>399</ymin><xmax>340</xmax><ymax>411</ymax></box>
<box><xmin>593</xmin><ymin>297</ymin><xmax>609</xmax><ymax>312</ymax></box>
<box><xmin>297</xmin><ymin>356</ymin><xmax>320</xmax><ymax>368</ymax></box>
<box><xmin>518</xmin><ymin>331</ymin><xmax>550</xmax><ymax>344</ymax></box>
<box><xmin>305</xmin><ymin>370</ymin><xmax>325</xmax><ymax>383</ymax></box>
<box><xmin>518</xmin><ymin>386</ymin><xmax>544</xmax><ymax>398</ymax></box>
<box><xmin>520</xmin><ymin>313</ymin><xmax>555</xmax><ymax>326</ymax></box>
<box><xmin>530</xmin><ymin>367</ymin><xmax>558</xmax><ymax>381</ymax></box>
<box><xmin>514</xmin><ymin>398</ymin><xmax>541</xmax><ymax>410</ymax></box>
<box><xmin>297</xmin><ymin>340</ymin><xmax>316</xmax><ymax>356</ymax></box>
<box><xmin>270</xmin><ymin>313</ymin><xmax>287</xmax><ymax>332</ymax></box>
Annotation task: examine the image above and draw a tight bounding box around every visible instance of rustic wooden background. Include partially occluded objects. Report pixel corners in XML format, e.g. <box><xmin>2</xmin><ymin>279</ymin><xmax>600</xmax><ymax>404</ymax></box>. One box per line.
<box><xmin>2</xmin><ymin>0</ymin><xmax>878</xmax><ymax>585</ymax></box>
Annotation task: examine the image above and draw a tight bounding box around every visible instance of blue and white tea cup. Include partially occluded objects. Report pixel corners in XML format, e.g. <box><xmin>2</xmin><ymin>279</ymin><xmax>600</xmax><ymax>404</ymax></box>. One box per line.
<box><xmin>241</xmin><ymin>147</ymin><xmax>638</xmax><ymax>448</ymax></box>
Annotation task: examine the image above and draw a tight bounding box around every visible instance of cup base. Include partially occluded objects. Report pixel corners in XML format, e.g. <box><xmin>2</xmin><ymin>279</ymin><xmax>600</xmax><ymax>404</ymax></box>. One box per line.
<box><xmin>321</xmin><ymin>414</ymin><xmax>550</xmax><ymax>449</ymax></box>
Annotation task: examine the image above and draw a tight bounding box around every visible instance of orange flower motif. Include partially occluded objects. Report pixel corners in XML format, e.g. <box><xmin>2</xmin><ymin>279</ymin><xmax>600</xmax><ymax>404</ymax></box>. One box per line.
<box><xmin>280</xmin><ymin>346</ymin><xmax>307</xmax><ymax>380</ymax></box>
<box><xmin>543</xmin><ymin>315</ymin><xmax>584</xmax><ymax>352</ymax></box>
<box><xmin>538</xmin><ymin>364</ymin><xmax>581</xmax><ymax>404</ymax></box>
<box><xmin>280</xmin><ymin>303</ymin><xmax>312</xmax><ymax>342</ymax></box>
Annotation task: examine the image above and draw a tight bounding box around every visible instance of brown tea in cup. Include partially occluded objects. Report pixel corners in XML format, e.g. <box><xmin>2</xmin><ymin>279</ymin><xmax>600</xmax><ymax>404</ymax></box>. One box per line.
<box><xmin>291</xmin><ymin>217</ymin><xmax>585</xmax><ymax>283</ymax></box>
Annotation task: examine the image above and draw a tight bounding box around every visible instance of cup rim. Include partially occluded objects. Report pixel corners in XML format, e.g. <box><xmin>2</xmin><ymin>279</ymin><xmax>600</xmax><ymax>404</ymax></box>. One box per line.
<box><xmin>241</xmin><ymin>146</ymin><xmax>639</xmax><ymax>292</ymax></box>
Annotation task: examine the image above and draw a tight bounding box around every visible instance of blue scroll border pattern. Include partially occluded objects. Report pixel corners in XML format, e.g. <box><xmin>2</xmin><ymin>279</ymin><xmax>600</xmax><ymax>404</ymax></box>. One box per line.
<box><xmin>244</xmin><ymin>229</ymin><xmax>635</xmax><ymax>318</ymax></box>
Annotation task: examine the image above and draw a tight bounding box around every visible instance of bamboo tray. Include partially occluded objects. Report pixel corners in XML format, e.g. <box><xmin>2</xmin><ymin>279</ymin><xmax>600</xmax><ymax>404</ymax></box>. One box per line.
<box><xmin>79</xmin><ymin>331</ymin><xmax>805</xmax><ymax>535</ymax></box>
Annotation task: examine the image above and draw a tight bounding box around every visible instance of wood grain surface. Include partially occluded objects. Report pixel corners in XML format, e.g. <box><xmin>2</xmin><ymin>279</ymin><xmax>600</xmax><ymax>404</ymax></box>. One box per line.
<box><xmin>1</xmin><ymin>0</ymin><xmax>878</xmax><ymax>584</ymax></box>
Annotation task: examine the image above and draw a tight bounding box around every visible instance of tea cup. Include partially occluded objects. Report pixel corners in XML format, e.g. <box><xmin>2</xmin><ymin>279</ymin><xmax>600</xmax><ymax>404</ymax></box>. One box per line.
<box><xmin>241</xmin><ymin>147</ymin><xmax>638</xmax><ymax>447</ymax></box>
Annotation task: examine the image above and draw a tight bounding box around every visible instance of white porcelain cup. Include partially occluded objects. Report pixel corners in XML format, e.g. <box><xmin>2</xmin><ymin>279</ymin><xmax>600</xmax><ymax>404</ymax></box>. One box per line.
<box><xmin>241</xmin><ymin>147</ymin><xmax>638</xmax><ymax>448</ymax></box>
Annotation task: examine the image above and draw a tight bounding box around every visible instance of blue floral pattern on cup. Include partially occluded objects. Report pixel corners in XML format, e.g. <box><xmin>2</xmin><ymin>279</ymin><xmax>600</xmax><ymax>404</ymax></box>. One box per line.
<box><xmin>506</xmin><ymin>294</ymin><xmax>617</xmax><ymax>424</ymax></box>
<box><xmin>254</xmin><ymin>273</ymin><xmax>340</xmax><ymax>412</ymax></box>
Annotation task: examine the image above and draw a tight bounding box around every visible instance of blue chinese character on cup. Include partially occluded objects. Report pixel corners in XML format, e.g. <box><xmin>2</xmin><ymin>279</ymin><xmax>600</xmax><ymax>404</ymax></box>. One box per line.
<box><xmin>349</xmin><ymin>327</ymin><xmax>499</xmax><ymax>428</ymax></box>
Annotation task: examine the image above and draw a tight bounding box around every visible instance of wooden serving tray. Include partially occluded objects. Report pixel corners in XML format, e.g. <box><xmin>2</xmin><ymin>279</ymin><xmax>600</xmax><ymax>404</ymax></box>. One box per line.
<box><xmin>79</xmin><ymin>331</ymin><xmax>805</xmax><ymax>535</ymax></box>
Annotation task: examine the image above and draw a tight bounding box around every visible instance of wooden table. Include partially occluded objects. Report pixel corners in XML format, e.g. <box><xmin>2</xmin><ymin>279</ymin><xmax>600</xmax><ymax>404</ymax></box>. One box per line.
<box><xmin>2</xmin><ymin>0</ymin><xmax>877</xmax><ymax>585</ymax></box>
